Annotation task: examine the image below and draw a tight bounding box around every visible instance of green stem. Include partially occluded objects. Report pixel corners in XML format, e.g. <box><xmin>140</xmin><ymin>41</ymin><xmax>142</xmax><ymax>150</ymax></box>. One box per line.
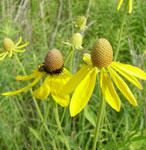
<box><xmin>64</xmin><ymin>48</ymin><xmax>73</xmax><ymax>65</ymax></box>
<box><xmin>14</xmin><ymin>53</ymin><xmax>27</xmax><ymax>75</ymax></box>
<box><xmin>54</xmin><ymin>102</ymin><xmax>71</xmax><ymax>150</ymax></box>
<box><xmin>92</xmin><ymin>96</ymin><xmax>106</xmax><ymax>150</ymax></box>
<box><xmin>14</xmin><ymin>54</ymin><xmax>57</xmax><ymax>150</ymax></box>
<box><xmin>114</xmin><ymin>0</ymin><xmax>129</xmax><ymax>61</ymax></box>
<box><xmin>40</xmin><ymin>101</ymin><xmax>50</xmax><ymax>133</ymax></box>
<box><xmin>69</xmin><ymin>48</ymin><xmax>74</xmax><ymax>72</ymax></box>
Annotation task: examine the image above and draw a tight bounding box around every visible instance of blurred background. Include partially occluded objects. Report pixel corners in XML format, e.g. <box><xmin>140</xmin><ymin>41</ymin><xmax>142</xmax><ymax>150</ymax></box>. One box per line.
<box><xmin>0</xmin><ymin>0</ymin><xmax>146</xmax><ymax>149</ymax></box>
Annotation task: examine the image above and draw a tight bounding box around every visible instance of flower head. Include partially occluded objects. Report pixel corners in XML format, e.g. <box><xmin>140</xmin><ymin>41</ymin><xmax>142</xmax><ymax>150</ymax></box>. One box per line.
<box><xmin>70</xmin><ymin>33</ymin><xmax>83</xmax><ymax>49</ymax></box>
<box><xmin>0</xmin><ymin>37</ymin><xmax>29</xmax><ymax>60</ymax></box>
<box><xmin>63</xmin><ymin>33</ymin><xmax>83</xmax><ymax>50</ymax></box>
<box><xmin>117</xmin><ymin>0</ymin><xmax>132</xmax><ymax>13</ymax></box>
<box><xmin>75</xmin><ymin>16</ymin><xmax>87</xmax><ymax>30</ymax></box>
<box><xmin>63</xmin><ymin>38</ymin><xmax>146</xmax><ymax>116</ymax></box>
<box><xmin>2</xmin><ymin>49</ymin><xmax>72</xmax><ymax>107</ymax></box>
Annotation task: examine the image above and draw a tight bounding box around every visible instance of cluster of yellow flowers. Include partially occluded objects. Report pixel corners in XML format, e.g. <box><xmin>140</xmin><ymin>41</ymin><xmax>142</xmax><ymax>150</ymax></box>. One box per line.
<box><xmin>1</xmin><ymin>0</ymin><xmax>145</xmax><ymax>118</ymax></box>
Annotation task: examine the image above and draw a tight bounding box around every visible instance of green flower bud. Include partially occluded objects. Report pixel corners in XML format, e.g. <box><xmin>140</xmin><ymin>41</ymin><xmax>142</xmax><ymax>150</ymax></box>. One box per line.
<box><xmin>76</xmin><ymin>16</ymin><xmax>87</xmax><ymax>30</ymax></box>
<box><xmin>70</xmin><ymin>33</ymin><xmax>83</xmax><ymax>49</ymax></box>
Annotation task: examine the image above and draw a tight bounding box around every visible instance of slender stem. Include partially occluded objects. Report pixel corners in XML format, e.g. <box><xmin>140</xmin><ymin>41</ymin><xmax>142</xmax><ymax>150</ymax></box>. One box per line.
<box><xmin>14</xmin><ymin>53</ymin><xmax>27</xmax><ymax>75</ymax></box>
<box><xmin>114</xmin><ymin>0</ymin><xmax>129</xmax><ymax>61</ymax></box>
<box><xmin>92</xmin><ymin>95</ymin><xmax>106</xmax><ymax>150</ymax></box>
<box><xmin>64</xmin><ymin>49</ymin><xmax>73</xmax><ymax>65</ymax></box>
<box><xmin>54</xmin><ymin>102</ymin><xmax>71</xmax><ymax>150</ymax></box>
<box><xmin>40</xmin><ymin>101</ymin><xmax>50</xmax><ymax>133</ymax></box>
<box><xmin>14</xmin><ymin>54</ymin><xmax>57</xmax><ymax>150</ymax></box>
<box><xmin>69</xmin><ymin>48</ymin><xmax>74</xmax><ymax>72</ymax></box>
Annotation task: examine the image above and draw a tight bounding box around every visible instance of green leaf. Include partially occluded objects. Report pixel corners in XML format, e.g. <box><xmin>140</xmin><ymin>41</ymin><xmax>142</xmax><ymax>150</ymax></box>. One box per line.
<box><xmin>84</xmin><ymin>105</ymin><xmax>96</xmax><ymax>127</ymax></box>
<box><xmin>29</xmin><ymin>127</ymin><xmax>41</xmax><ymax>142</ymax></box>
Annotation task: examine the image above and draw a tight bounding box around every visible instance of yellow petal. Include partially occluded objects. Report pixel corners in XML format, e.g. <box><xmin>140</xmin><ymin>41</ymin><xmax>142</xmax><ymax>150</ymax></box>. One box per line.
<box><xmin>63</xmin><ymin>68</ymin><xmax>71</xmax><ymax>74</ymax></box>
<box><xmin>129</xmin><ymin>0</ymin><xmax>132</xmax><ymax>13</ymax></box>
<box><xmin>33</xmin><ymin>76</ymin><xmax>51</xmax><ymax>100</ymax></box>
<box><xmin>14</xmin><ymin>49</ymin><xmax>25</xmax><ymax>53</ymax></box>
<box><xmin>112</xmin><ymin>62</ymin><xmax>146</xmax><ymax>80</ymax></box>
<box><xmin>100</xmin><ymin>68</ymin><xmax>121</xmax><ymax>112</ymax></box>
<box><xmin>117</xmin><ymin>0</ymin><xmax>123</xmax><ymax>11</ymax></box>
<box><xmin>8</xmin><ymin>50</ymin><xmax>13</xmax><ymax>57</ymax></box>
<box><xmin>16</xmin><ymin>71</ymin><xmax>44</xmax><ymax>81</ymax></box>
<box><xmin>16</xmin><ymin>37</ymin><xmax>22</xmax><ymax>46</ymax></box>
<box><xmin>63</xmin><ymin>65</ymin><xmax>91</xmax><ymax>94</ymax></box>
<box><xmin>51</xmin><ymin>75</ymin><xmax>70</xmax><ymax>107</ymax></box>
<box><xmin>2</xmin><ymin>76</ymin><xmax>42</xmax><ymax>96</ymax></box>
<box><xmin>16</xmin><ymin>42</ymin><xmax>29</xmax><ymax>49</ymax></box>
<box><xmin>0</xmin><ymin>52</ymin><xmax>6</xmax><ymax>56</ymax></box>
<box><xmin>83</xmin><ymin>53</ymin><xmax>92</xmax><ymax>65</ymax></box>
<box><xmin>108</xmin><ymin>67</ymin><xmax>137</xmax><ymax>106</ymax></box>
<box><xmin>0</xmin><ymin>52</ymin><xmax>8</xmax><ymax>60</ymax></box>
<box><xmin>111</xmin><ymin>65</ymin><xmax>142</xmax><ymax>89</ymax></box>
<box><xmin>70</xmin><ymin>68</ymin><xmax>97</xmax><ymax>117</ymax></box>
<box><xmin>52</xmin><ymin>93</ymin><xmax>70</xmax><ymax>107</ymax></box>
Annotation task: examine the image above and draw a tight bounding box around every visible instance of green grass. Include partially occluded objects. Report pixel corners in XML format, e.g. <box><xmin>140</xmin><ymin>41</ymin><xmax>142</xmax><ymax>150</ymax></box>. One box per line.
<box><xmin>0</xmin><ymin>0</ymin><xmax>146</xmax><ymax>149</ymax></box>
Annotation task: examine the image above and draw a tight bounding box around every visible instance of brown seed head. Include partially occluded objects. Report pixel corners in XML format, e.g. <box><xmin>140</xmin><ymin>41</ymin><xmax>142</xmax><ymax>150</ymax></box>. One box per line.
<box><xmin>91</xmin><ymin>38</ymin><xmax>113</xmax><ymax>67</ymax></box>
<box><xmin>2</xmin><ymin>38</ymin><xmax>15</xmax><ymax>51</ymax></box>
<box><xmin>44</xmin><ymin>49</ymin><xmax>63</xmax><ymax>73</ymax></box>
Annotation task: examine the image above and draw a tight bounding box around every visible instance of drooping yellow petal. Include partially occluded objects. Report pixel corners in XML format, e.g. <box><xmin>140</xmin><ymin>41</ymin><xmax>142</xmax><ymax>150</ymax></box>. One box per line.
<box><xmin>100</xmin><ymin>68</ymin><xmax>121</xmax><ymax>112</ymax></box>
<box><xmin>16</xmin><ymin>42</ymin><xmax>29</xmax><ymax>49</ymax></box>
<box><xmin>117</xmin><ymin>0</ymin><xmax>123</xmax><ymax>11</ymax></box>
<box><xmin>0</xmin><ymin>52</ymin><xmax>8</xmax><ymax>60</ymax></box>
<box><xmin>0</xmin><ymin>52</ymin><xmax>6</xmax><ymax>56</ymax></box>
<box><xmin>70</xmin><ymin>68</ymin><xmax>97</xmax><ymax>117</ymax></box>
<box><xmin>16</xmin><ymin>71</ymin><xmax>44</xmax><ymax>81</ymax></box>
<box><xmin>33</xmin><ymin>75</ymin><xmax>51</xmax><ymax>100</ymax></box>
<box><xmin>63</xmin><ymin>65</ymin><xmax>91</xmax><ymax>94</ymax></box>
<box><xmin>62</xmin><ymin>68</ymin><xmax>72</xmax><ymax>77</ymax></box>
<box><xmin>51</xmin><ymin>75</ymin><xmax>70</xmax><ymax>107</ymax></box>
<box><xmin>129</xmin><ymin>0</ymin><xmax>132</xmax><ymax>13</ymax></box>
<box><xmin>13</xmin><ymin>49</ymin><xmax>25</xmax><ymax>53</ymax></box>
<box><xmin>8</xmin><ymin>50</ymin><xmax>13</xmax><ymax>57</ymax></box>
<box><xmin>108</xmin><ymin>67</ymin><xmax>137</xmax><ymax>106</ymax></box>
<box><xmin>83</xmin><ymin>53</ymin><xmax>92</xmax><ymax>65</ymax></box>
<box><xmin>52</xmin><ymin>93</ymin><xmax>70</xmax><ymax>107</ymax></box>
<box><xmin>15</xmin><ymin>37</ymin><xmax>22</xmax><ymax>46</ymax></box>
<box><xmin>2</xmin><ymin>75</ymin><xmax>43</xmax><ymax>96</ymax></box>
<box><xmin>111</xmin><ymin>65</ymin><xmax>142</xmax><ymax>89</ymax></box>
<box><xmin>112</xmin><ymin>62</ymin><xmax>146</xmax><ymax>80</ymax></box>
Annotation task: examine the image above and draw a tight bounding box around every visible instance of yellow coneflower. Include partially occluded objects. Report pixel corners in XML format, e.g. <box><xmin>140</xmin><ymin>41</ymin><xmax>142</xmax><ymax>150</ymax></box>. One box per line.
<box><xmin>2</xmin><ymin>49</ymin><xmax>72</xmax><ymax>107</ymax></box>
<box><xmin>0</xmin><ymin>37</ymin><xmax>29</xmax><ymax>60</ymax></box>
<box><xmin>63</xmin><ymin>38</ymin><xmax>146</xmax><ymax>116</ymax></box>
<box><xmin>117</xmin><ymin>0</ymin><xmax>132</xmax><ymax>13</ymax></box>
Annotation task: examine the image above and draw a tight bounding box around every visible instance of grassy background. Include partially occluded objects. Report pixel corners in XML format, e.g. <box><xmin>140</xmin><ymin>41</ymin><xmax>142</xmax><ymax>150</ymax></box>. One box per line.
<box><xmin>0</xmin><ymin>0</ymin><xmax>146</xmax><ymax>149</ymax></box>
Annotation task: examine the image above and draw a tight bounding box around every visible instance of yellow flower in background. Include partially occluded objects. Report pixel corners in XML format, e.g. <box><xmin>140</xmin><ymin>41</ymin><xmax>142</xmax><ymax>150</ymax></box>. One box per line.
<box><xmin>64</xmin><ymin>33</ymin><xmax>83</xmax><ymax>50</ymax></box>
<box><xmin>0</xmin><ymin>37</ymin><xmax>29</xmax><ymax>60</ymax></box>
<box><xmin>75</xmin><ymin>16</ymin><xmax>87</xmax><ymax>30</ymax></box>
<box><xmin>63</xmin><ymin>38</ymin><xmax>146</xmax><ymax>117</ymax></box>
<box><xmin>2</xmin><ymin>49</ymin><xmax>71</xmax><ymax>107</ymax></box>
<box><xmin>117</xmin><ymin>0</ymin><xmax>132</xmax><ymax>13</ymax></box>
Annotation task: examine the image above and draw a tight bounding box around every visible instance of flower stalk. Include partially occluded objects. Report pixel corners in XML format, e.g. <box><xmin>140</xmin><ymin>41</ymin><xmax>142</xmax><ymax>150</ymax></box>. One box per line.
<box><xmin>114</xmin><ymin>0</ymin><xmax>129</xmax><ymax>61</ymax></box>
<box><xmin>14</xmin><ymin>54</ymin><xmax>57</xmax><ymax>150</ymax></box>
<box><xmin>92</xmin><ymin>89</ymin><xmax>106</xmax><ymax>150</ymax></box>
<box><xmin>93</xmin><ymin>1</ymin><xmax>129</xmax><ymax>148</ymax></box>
<box><xmin>54</xmin><ymin>102</ymin><xmax>71</xmax><ymax>150</ymax></box>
